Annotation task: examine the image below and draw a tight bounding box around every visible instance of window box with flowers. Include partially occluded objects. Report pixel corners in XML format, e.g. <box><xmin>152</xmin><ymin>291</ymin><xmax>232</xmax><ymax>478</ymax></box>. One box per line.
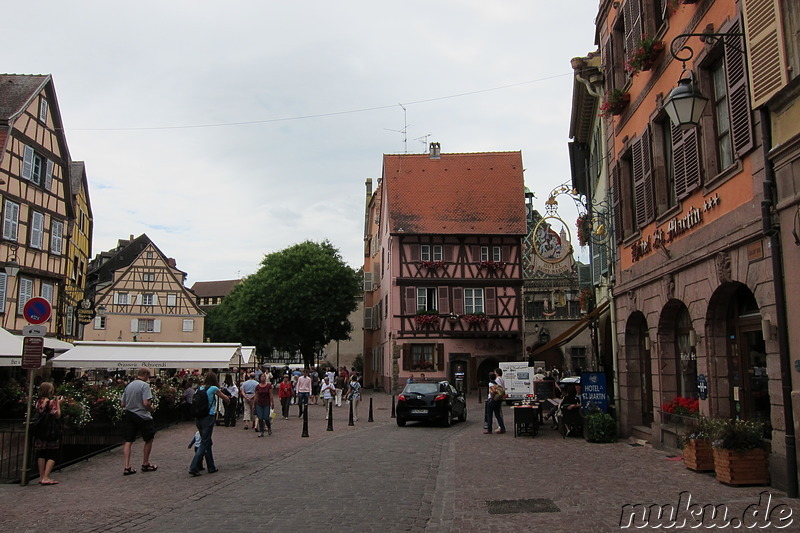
<box><xmin>420</xmin><ymin>260</ymin><xmax>445</xmax><ymax>271</ymax></box>
<box><xmin>599</xmin><ymin>89</ymin><xmax>630</xmax><ymax>118</ymax></box>
<box><xmin>479</xmin><ymin>260</ymin><xmax>506</xmax><ymax>272</ymax></box>
<box><xmin>661</xmin><ymin>395</ymin><xmax>699</xmax><ymax>424</ymax></box>
<box><xmin>462</xmin><ymin>313</ymin><xmax>489</xmax><ymax>328</ymax></box>
<box><xmin>624</xmin><ymin>35</ymin><xmax>665</xmax><ymax>75</ymax></box>
<box><xmin>414</xmin><ymin>309</ymin><xmax>440</xmax><ymax>329</ymax></box>
<box><xmin>576</xmin><ymin>213</ymin><xmax>592</xmax><ymax>247</ymax></box>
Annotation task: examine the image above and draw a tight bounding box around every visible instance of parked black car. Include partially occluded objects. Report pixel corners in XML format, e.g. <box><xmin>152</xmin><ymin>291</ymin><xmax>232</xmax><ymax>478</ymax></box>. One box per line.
<box><xmin>396</xmin><ymin>380</ymin><xmax>467</xmax><ymax>427</ymax></box>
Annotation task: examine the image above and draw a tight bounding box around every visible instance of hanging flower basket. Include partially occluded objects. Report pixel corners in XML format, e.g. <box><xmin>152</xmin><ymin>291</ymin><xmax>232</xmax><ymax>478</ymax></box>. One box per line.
<box><xmin>599</xmin><ymin>89</ymin><xmax>630</xmax><ymax>118</ymax></box>
<box><xmin>576</xmin><ymin>214</ymin><xmax>592</xmax><ymax>246</ymax></box>
<box><xmin>624</xmin><ymin>36</ymin><xmax>665</xmax><ymax>75</ymax></box>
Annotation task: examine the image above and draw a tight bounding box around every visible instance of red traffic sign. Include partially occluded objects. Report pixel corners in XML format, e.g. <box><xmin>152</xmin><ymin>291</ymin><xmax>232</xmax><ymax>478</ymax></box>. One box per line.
<box><xmin>22</xmin><ymin>336</ymin><xmax>44</xmax><ymax>370</ymax></box>
<box><xmin>23</xmin><ymin>297</ymin><xmax>52</xmax><ymax>325</ymax></box>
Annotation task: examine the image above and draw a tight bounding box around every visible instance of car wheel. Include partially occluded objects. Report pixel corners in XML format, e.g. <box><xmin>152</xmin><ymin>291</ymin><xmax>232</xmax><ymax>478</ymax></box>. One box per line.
<box><xmin>396</xmin><ymin>417</ymin><xmax>406</xmax><ymax>427</ymax></box>
<box><xmin>458</xmin><ymin>407</ymin><xmax>467</xmax><ymax>422</ymax></box>
<box><xmin>442</xmin><ymin>408</ymin><xmax>452</xmax><ymax>427</ymax></box>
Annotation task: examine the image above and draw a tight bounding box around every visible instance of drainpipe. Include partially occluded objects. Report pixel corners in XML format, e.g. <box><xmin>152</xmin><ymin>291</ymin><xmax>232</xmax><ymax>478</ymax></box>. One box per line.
<box><xmin>759</xmin><ymin>107</ymin><xmax>798</xmax><ymax>498</ymax></box>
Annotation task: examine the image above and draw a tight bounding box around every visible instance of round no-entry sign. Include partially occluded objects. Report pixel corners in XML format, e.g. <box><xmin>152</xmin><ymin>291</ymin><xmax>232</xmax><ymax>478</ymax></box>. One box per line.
<box><xmin>23</xmin><ymin>297</ymin><xmax>52</xmax><ymax>325</ymax></box>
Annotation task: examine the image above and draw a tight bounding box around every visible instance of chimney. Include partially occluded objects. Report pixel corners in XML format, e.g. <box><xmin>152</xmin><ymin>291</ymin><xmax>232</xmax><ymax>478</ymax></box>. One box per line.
<box><xmin>429</xmin><ymin>142</ymin><xmax>441</xmax><ymax>159</ymax></box>
<box><xmin>168</xmin><ymin>258</ymin><xmax>176</xmax><ymax>268</ymax></box>
<box><xmin>365</xmin><ymin>178</ymin><xmax>372</xmax><ymax>197</ymax></box>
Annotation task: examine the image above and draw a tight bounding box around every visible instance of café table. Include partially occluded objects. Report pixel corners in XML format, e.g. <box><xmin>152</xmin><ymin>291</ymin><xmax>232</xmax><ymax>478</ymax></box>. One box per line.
<box><xmin>512</xmin><ymin>403</ymin><xmax>540</xmax><ymax>437</ymax></box>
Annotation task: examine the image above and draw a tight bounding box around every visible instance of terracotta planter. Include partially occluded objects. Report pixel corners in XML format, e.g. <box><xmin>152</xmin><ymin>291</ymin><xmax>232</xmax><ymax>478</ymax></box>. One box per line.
<box><xmin>683</xmin><ymin>438</ymin><xmax>714</xmax><ymax>472</ymax></box>
<box><xmin>713</xmin><ymin>447</ymin><xmax>770</xmax><ymax>485</ymax></box>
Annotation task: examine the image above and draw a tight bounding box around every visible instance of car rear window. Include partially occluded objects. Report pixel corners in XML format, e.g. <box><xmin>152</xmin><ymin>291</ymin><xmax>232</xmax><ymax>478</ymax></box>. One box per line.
<box><xmin>405</xmin><ymin>383</ymin><xmax>438</xmax><ymax>394</ymax></box>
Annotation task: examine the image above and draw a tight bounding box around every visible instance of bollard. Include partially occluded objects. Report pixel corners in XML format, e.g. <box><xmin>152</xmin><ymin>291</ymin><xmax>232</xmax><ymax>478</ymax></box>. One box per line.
<box><xmin>327</xmin><ymin>401</ymin><xmax>334</xmax><ymax>431</ymax></box>
<box><xmin>368</xmin><ymin>397</ymin><xmax>374</xmax><ymax>422</ymax></box>
<box><xmin>301</xmin><ymin>402</ymin><xmax>309</xmax><ymax>437</ymax></box>
<box><xmin>348</xmin><ymin>399</ymin><xmax>355</xmax><ymax>426</ymax></box>
<box><xmin>391</xmin><ymin>395</ymin><xmax>396</xmax><ymax>418</ymax></box>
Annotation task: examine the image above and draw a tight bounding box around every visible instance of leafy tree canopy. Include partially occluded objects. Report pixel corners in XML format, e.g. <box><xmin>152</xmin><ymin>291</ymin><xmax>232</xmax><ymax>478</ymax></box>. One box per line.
<box><xmin>205</xmin><ymin>240</ymin><xmax>361</xmax><ymax>367</ymax></box>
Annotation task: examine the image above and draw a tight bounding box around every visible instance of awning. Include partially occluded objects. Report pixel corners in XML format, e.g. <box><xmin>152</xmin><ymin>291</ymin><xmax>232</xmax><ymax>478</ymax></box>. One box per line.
<box><xmin>241</xmin><ymin>346</ymin><xmax>257</xmax><ymax>367</ymax></box>
<box><xmin>529</xmin><ymin>300</ymin><xmax>611</xmax><ymax>358</ymax></box>
<box><xmin>0</xmin><ymin>327</ymin><xmax>23</xmax><ymax>356</ymax></box>
<box><xmin>51</xmin><ymin>342</ymin><xmax>243</xmax><ymax>369</ymax></box>
<box><xmin>14</xmin><ymin>335</ymin><xmax>73</xmax><ymax>353</ymax></box>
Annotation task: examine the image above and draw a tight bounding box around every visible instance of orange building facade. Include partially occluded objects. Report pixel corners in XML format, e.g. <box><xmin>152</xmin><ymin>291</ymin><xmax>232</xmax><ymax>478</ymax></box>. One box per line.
<box><xmin>595</xmin><ymin>0</ymin><xmax>798</xmax><ymax>490</ymax></box>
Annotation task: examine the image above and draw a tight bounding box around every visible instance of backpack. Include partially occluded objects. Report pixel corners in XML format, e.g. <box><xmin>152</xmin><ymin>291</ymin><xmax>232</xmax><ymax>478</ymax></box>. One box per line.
<box><xmin>492</xmin><ymin>384</ymin><xmax>506</xmax><ymax>403</ymax></box>
<box><xmin>32</xmin><ymin>400</ymin><xmax>61</xmax><ymax>441</ymax></box>
<box><xmin>191</xmin><ymin>387</ymin><xmax>210</xmax><ymax>418</ymax></box>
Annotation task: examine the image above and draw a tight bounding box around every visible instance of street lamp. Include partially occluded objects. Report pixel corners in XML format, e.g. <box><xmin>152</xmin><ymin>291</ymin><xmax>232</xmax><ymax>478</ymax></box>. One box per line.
<box><xmin>4</xmin><ymin>245</ymin><xmax>19</xmax><ymax>277</ymax></box>
<box><xmin>663</xmin><ymin>31</ymin><xmax>743</xmax><ymax>129</ymax></box>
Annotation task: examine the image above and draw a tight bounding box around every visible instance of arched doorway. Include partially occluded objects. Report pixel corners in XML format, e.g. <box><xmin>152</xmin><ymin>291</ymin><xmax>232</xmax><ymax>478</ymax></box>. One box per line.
<box><xmin>477</xmin><ymin>357</ymin><xmax>500</xmax><ymax>388</ymax></box>
<box><xmin>658</xmin><ymin>299</ymin><xmax>697</xmax><ymax>403</ymax></box>
<box><xmin>625</xmin><ymin>311</ymin><xmax>652</xmax><ymax>426</ymax></box>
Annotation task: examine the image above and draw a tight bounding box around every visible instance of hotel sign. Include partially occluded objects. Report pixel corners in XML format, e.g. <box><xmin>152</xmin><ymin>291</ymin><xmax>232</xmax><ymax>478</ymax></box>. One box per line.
<box><xmin>631</xmin><ymin>194</ymin><xmax>720</xmax><ymax>263</ymax></box>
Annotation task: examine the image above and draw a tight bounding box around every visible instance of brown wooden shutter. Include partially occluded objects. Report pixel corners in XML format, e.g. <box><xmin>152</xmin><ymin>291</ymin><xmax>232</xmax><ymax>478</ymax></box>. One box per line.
<box><xmin>603</xmin><ymin>37</ymin><xmax>615</xmax><ymax>92</ymax></box>
<box><xmin>724</xmin><ymin>19</ymin><xmax>754</xmax><ymax>156</ymax></box>
<box><xmin>623</xmin><ymin>0</ymin><xmax>643</xmax><ymax>65</ymax></box>
<box><xmin>453</xmin><ymin>288</ymin><xmax>464</xmax><ymax>315</ymax></box>
<box><xmin>485</xmin><ymin>288</ymin><xmax>496</xmax><ymax>315</ymax></box>
<box><xmin>611</xmin><ymin>164</ymin><xmax>623</xmax><ymax>244</ymax></box>
<box><xmin>502</xmin><ymin>245</ymin><xmax>512</xmax><ymax>262</ymax></box>
<box><xmin>405</xmin><ymin>287</ymin><xmax>416</xmax><ymax>314</ymax></box>
<box><xmin>437</xmin><ymin>286</ymin><xmax>449</xmax><ymax>314</ymax></box>
<box><xmin>443</xmin><ymin>245</ymin><xmax>453</xmax><ymax>262</ymax></box>
<box><xmin>671</xmin><ymin>123</ymin><xmax>701</xmax><ymax>200</ymax></box>
<box><xmin>437</xmin><ymin>344</ymin><xmax>445</xmax><ymax>371</ymax></box>
<box><xmin>472</xmin><ymin>246</ymin><xmax>480</xmax><ymax>262</ymax></box>
<box><xmin>633</xmin><ymin>129</ymin><xmax>655</xmax><ymax>227</ymax></box>
<box><xmin>410</xmin><ymin>245</ymin><xmax>420</xmax><ymax>261</ymax></box>
<box><xmin>402</xmin><ymin>344</ymin><xmax>410</xmax><ymax>371</ymax></box>
<box><xmin>743</xmin><ymin>0</ymin><xmax>788</xmax><ymax>108</ymax></box>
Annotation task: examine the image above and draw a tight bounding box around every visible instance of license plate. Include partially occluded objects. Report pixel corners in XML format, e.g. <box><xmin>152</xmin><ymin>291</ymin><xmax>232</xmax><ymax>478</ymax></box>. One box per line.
<box><xmin>410</xmin><ymin>409</ymin><xmax>427</xmax><ymax>414</ymax></box>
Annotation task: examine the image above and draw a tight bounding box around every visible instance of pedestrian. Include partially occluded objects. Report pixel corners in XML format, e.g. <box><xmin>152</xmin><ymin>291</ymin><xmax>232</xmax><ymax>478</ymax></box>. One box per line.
<box><xmin>278</xmin><ymin>374</ymin><xmax>293</xmax><ymax>419</ymax></box>
<box><xmin>345</xmin><ymin>374</ymin><xmax>362</xmax><ymax>422</ymax></box>
<box><xmin>222</xmin><ymin>374</ymin><xmax>238</xmax><ymax>427</ymax></box>
<box><xmin>180</xmin><ymin>379</ymin><xmax>194</xmax><ymax>421</ymax></box>
<box><xmin>406</xmin><ymin>373</ymin><xmax>415</xmax><ymax>384</ymax></box>
<box><xmin>494</xmin><ymin>368</ymin><xmax>505</xmax><ymax>390</ymax></box>
<box><xmin>296</xmin><ymin>369</ymin><xmax>312</xmax><ymax>417</ymax></box>
<box><xmin>240</xmin><ymin>373</ymin><xmax>258</xmax><ymax>430</ymax></box>
<box><xmin>334</xmin><ymin>371</ymin><xmax>345</xmax><ymax>407</ymax></box>
<box><xmin>320</xmin><ymin>376</ymin><xmax>335</xmax><ymax>418</ymax></box>
<box><xmin>483</xmin><ymin>372</ymin><xmax>506</xmax><ymax>434</ymax></box>
<box><xmin>254</xmin><ymin>373</ymin><xmax>274</xmax><ymax>437</ymax></box>
<box><xmin>187</xmin><ymin>430</ymin><xmax>203</xmax><ymax>471</ymax></box>
<box><xmin>121</xmin><ymin>367</ymin><xmax>158</xmax><ymax>475</ymax></box>
<box><xmin>310</xmin><ymin>366</ymin><xmax>320</xmax><ymax>405</ymax></box>
<box><xmin>33</xmin><ymin>382</ymin><xmax>61</xmax><ymax>485</ymax></box>
<box><xmin>189</xmin><ymin>371</ymin><xmax>229</xmax><ymax>476</ymax></box>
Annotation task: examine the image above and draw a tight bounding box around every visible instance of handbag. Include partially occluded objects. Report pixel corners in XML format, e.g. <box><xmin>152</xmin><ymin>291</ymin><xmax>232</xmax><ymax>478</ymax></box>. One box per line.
<box><xmin>270</xmin><ymin>408</ymin><xmax>277</xmax><ymax>421</ymax></box>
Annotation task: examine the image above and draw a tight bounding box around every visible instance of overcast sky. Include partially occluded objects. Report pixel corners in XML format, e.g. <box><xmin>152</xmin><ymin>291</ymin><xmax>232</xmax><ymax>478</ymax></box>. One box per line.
<box><xmin>7</xmin><ymin>1</ymin><xmax>597</xmax><ymax>284</ymax></box>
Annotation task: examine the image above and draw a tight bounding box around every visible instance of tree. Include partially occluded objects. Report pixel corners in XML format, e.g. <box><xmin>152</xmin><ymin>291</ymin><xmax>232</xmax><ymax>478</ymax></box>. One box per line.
<box><xmin>205</xmin><ymin>240</ymin><xmax>361</xmax><ymax>367</ymax></box>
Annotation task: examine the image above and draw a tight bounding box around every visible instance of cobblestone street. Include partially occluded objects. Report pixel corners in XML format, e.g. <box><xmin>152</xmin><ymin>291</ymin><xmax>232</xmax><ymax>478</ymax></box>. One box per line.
<box><xmin>2</xmin><ymin>392</ymin><xmax>799</xmax><ymax>532</ymax></box>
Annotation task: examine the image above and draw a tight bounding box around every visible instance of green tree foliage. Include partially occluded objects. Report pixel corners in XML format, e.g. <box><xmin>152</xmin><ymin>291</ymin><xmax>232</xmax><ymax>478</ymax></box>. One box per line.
<box><xmin>205</xmin><ymin>240</ymin><xmax>361</xmax><ymax>367</ymax></box>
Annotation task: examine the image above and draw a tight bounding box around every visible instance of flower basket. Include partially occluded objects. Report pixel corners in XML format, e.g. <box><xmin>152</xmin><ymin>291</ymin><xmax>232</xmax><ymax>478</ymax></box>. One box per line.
<box><xmin>420</xmin><ymin>260</ymin><xmax>445</xmax><ymax>271</ymax></box>
<box><xmin>576</xmin><ymin>214</ymin><xmax>592</xmax><ymax>246</ymax></box>
<box><xmin>661</xmin><ymin>395</ymin><xmax>699</xmax><ymax>418</ymax></box>
<box><xmin>462</xmin><ymin>313</ymin><xmax>489</xmax><ymax>328</ymax></box>
<box><xmin>414</xmin><ymin>311</ymin><xmax>440</xmax><ymax>329</ymax></box>
<box><xmin>624</xmin><ymin>36</ymin><xmax>664</xmax><ymax>75</ymax></box>
<box><xmin>713</xmin><ymin>448</ymin><xmax>770</xmax><ymax>485</ymax></box>
<box><xmin>478</xmin><ymin>260</ymin><xmax>506</xmax><ymax>272</ymax></box>
<box><xmin>683</xmin><ymin>438</ymin><xmax>715</xmax><ymax>472</ymax></box>
<box><xmin>599</xmin><ymin>90</ymin><xmax>630</xmax><ymax>118</ymax></box>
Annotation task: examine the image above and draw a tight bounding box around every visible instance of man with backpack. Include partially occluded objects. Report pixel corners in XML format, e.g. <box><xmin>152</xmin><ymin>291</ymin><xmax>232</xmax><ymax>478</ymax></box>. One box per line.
<box><xmin>483</xmin><ymin>372</ymin><xmax>506</xmax><ymax>434</ymax></box>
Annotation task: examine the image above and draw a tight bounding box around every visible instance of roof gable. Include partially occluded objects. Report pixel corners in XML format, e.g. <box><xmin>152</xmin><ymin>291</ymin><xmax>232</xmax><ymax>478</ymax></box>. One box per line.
<box><xmin>0</xmin><ymin>74</ymin><xmax>49</xmax><ymax>120</ymax></box>
<box><xmin>190</xmin><ymin>279</ymin><xmax>242</xmax><ymax>298</ymax></box>
<box><xmin>382</xmin><ymin>151</ymin><xmax>527</xmax><ymax>235</ymax></box>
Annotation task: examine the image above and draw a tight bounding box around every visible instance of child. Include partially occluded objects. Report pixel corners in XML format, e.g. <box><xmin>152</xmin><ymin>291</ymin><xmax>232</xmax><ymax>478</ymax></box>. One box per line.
<box><xmin>187</xmin><ymin>431</ymin><xmax>204</xmax><ymax>471</ymax></box>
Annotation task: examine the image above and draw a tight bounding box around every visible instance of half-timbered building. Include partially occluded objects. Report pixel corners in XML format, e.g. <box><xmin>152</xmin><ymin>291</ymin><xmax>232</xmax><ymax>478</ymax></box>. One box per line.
<box><xmin>84</xmin><ymin>234</ymin><xmax>204</xmax><ymax>343</ymax></box>
<box><xmin>0</xmin><ymin>74</ymin><xmax>88</xmax><ymax>338</ymax></box>
<box><xmin>363</xmin><ymin>144</ymin><xmax>526</xmax><ymax>393</ymax></box>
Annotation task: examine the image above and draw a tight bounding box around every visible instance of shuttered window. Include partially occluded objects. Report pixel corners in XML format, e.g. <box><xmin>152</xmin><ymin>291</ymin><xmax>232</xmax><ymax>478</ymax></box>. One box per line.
<box><xmin>611</xmin><ymin>164</ymin><xmax>623</xmax><ymax>245</ymax></box>
<box><xmin>41</xmin><ymin>282</ymin><xmax>54</xmax><ymax>303</ymax></box>
<box><xmin>39</xmin><ymin>98</ymin><xmax>48</xmax><ymax>122</ymax></box>
<box><xmin>632</xmin><ymin>129</ymin><xmax>655</xmax><ymax>228</ymax></box>
<box><xmin>623</xmin><ymin>0</ymin><xmax>643</xmax><ymax>66</ymax></box>
<box><xmin>723</xmin><ymin>19</ymin><xmax>754</xmax><ymax>157</ymax></box>
<box><xmin>671</xmin><ymin>123</ymin><xmax>701</xmax><ymax>200</ymax></box>
<box><xmin>182</xmin><ymin>319</ymin><xmax>194</xmax><ymax>332</ymax></box>
<box><xmin>0</xmin><ymin>272</ymin><xmax>6</xmax><ymax>313</ymax></box>
<box><xmin>3</xmin><ymin>200</ymin><xmax>19</xmax><ymax>241</ymax></box>
<box><xmin>743</xmin><ymin>0</ymin><xmax>788</xmax><ymax>108</ymax></box>
<box><xmin>30</xmin><ymin>212</ymin><xmax>44</xmax><ymax>249</ymax></box>
<box><xmin>464</xmin><ymin>288</ymin><xmax>484</xmax><ymax>314</ymax></box>
<box><xmin>18</xmin><ymin>278</ymin><xmax>33</xmax><ymax>313</ymax></box>
<box><xmin>51</xmin><ymin>220</ymin><xmax>64</xmax><ymax>254</ymax></box>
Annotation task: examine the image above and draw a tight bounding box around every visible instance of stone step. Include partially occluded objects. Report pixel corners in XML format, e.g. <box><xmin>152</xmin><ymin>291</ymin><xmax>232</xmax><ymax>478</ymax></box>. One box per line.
<box><xmin>629</xmin><ymin>425</ymin><xmax>652</xmax><ymax>445</ymax></box>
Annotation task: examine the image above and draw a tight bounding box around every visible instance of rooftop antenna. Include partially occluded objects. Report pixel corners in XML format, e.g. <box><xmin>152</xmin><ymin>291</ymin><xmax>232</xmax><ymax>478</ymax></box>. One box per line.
<box><xmin>384</xmin><ymin>103</ymin><xmax>409</xmax><ymax>153</ymax></box>
<box><xmin>415</xmin><ymin>134</ymin><xmax>432</xmax><ymax>152</ymax></box>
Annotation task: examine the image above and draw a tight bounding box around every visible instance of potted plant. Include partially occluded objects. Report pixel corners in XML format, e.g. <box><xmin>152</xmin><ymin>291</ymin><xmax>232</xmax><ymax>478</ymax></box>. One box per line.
<box><xmin>624</xmin><ymin>35</ymin><xmax>665</xmax><ymax>75</ymax></box>
<box><xmin>660</xmin><ymin>395</ymin><xmax>699</xmax><ymax>423</ymax></box>
<box><xmin>414</xmin><ymin>309</ymin><xmax>440</xmax><ymax>329</ymax></box>
<box><xmin>462</xmin><ymin>313</ymin><xmax>489</xmax><ymax>327</ymax></box>
<box><xmin>711</xmin><ymin>418</ymin><xmax>770</xmax><ymax>485</ymax></box>
<box><xmin>585</xmin><ymin>409</ymin><xmax>616</xmax><ymax>443</ymax></box>
<box><xmin>420</xmin><ymin>260</ymin><xmax>445</xmax><ymax>271</ymax></box>
<box><xmin>479</xmin><ymin>260</ymin><xmax>506</xmax><ymax>272</ymax></box>
<box><xmin>599</xmin><ymin>89</ymin><xmax>630</xmax><ymax>118</ymax></box>
<box><xmin>680</xmin><ymin>416</ymin><xmax>718</xmax><ymax>472</ymax></box>
<box><xmin>576</xmin><ymin>213</ymin><xmax>592</xmax><ymax>246</ymax></box>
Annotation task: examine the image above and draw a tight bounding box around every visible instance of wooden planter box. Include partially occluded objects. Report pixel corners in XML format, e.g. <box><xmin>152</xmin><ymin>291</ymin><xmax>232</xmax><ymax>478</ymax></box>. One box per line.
<box><xmin>683</xmin><ymin>438</ymin><xmax>714</xmax><ymax>472</ymax></box>
<box><xmin>713</xmin><ymin>447</ymin><xmax>770</xmax><ymax>485</ymax></box>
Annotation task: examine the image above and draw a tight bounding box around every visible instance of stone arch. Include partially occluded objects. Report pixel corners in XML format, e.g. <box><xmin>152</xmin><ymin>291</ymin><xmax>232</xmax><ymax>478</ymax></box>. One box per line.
<box><xmin>623</xmin><ymin>311</ymin><xmax>652</xmax><ymax>427</ymax></box>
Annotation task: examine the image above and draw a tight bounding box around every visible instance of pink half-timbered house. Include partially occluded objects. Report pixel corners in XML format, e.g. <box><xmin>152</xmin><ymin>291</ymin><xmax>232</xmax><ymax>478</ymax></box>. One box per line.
<box><xmin>363</xmin><ymin>144</ymin><xmax>527</xmax><ymax>393</ymax></box>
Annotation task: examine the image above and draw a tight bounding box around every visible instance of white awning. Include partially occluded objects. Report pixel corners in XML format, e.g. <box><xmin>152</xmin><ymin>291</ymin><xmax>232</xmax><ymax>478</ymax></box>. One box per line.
<box><xmin>51</xmin><ymin>342</ymin><xmax>243</xmax><ymax>369</ymax></box>
<box><xmin>0</xmin><ymin>327</ymin><xmax>23</xmax><ymax>356</ymax></box>
<box><xmin>241</xmin><ymin>346</ymin><xmax>257</xmax><ymax>367</ymax></box>
<box><xmin>14</xmin><ymin>335</ymin><xmax>73</xmax><ymax>353</ymax></box>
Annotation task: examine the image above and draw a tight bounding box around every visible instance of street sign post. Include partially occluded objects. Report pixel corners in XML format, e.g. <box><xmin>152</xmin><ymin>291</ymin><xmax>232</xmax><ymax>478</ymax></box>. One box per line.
<box><xmin>23</xmin><ymin>297</ymin><xmax>52</xmax><ymax>325</ymax></box>
<box><xmin>22</xmin><ymin>324</ymin><xmax>47</xmax><ymax>337</ymax></box>
<box><xmin>21</xmin><ymin>336</ymin><xmax>44</xmax><ymax>370</ymax></box>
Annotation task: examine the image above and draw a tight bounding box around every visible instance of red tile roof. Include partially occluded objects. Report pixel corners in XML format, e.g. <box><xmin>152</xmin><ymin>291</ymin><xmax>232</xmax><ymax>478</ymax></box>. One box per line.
<box><xmin>190</xmin><ymin>279</ymin><xmax>241</xmax><ymax>298</ymax></box>
<box><xmin>383</xmin><ymin>151</ymin><xmax>527</xmax><ymax>235</ymax></box>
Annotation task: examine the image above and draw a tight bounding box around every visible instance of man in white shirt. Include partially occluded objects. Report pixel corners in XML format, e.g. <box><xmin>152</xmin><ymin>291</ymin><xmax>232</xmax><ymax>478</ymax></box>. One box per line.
<box><xmin>240</xmin><ymin>373</ymin><xmax>259</xmax><ymax>431</ymax></box>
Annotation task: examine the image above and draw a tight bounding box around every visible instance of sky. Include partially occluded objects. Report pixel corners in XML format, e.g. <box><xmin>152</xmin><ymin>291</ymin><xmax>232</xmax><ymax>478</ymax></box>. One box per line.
<box><xmin>6</xmin><ymin>1</ymin><xmax>598</xmax><ymax>284</ymax></box>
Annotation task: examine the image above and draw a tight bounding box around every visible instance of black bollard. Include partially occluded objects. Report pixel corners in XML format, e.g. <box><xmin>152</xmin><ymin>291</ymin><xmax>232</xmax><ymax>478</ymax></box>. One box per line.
<box><xmin>348</xmin><ymin>399</ymin><xmax>355</xmax><ymax>426</ymax></box>
<box><xmin>301</xmin><ymin>402</ymin><xmax>309</xmax><ymax>437</ymax></box>
<box><xmin>368</xmin><ymin>397</ymin><xmax>374</xmax><ymax>422</ymax></box>
<box><xmin>327</xmin><ymin>401</ymin><xmax>334</xmax><ymax>431</ymax></box>
<box><xmin>391</xmin><ymin>395</ymin><xmax>396</xmax><ymax>418</ymax></box>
